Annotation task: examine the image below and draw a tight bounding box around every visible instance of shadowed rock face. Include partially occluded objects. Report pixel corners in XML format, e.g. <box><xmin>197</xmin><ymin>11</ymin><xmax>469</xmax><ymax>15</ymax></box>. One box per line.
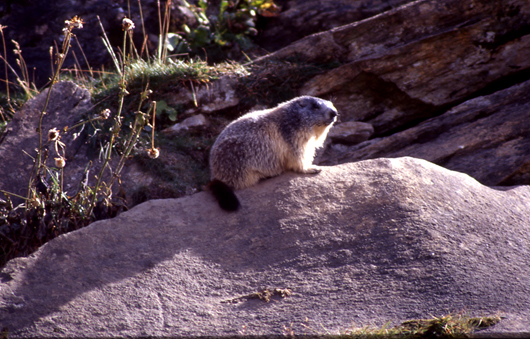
<box><xmin>0</xmin><ymin>82</ymin><xmax>93</xmax><ymax>201</ymax></box>
<box><xmin>1</xmin><ymin>157</ymin><xmax>529</xmax><ymax>337</ymax></box>
<box><xmin>290</xmin><ymin>0</ymin><xmax>530</xmax><ymax>134</ymax></box>
<box><xmin>320</xmin><ymin>78</ymin><xmax>530</xmax><ymax>186</ymax></box>
<box><xmin>255</xmin><ymin>0</ymin><xmax>530</xmax><ymax>186</ymax></box>
<box><xmin>3</xmin><ymin>0</ymin><xmax>530</xmax><ymax>200</ymax></box>
<box><xmin>256</xmin><ymin>0</ymin><xmax>415</xmax><ymax>52</ymax></box>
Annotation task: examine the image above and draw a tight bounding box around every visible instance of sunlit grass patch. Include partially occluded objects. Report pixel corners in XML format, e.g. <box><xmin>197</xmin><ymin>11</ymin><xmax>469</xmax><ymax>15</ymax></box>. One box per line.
<box><xmin>326</xmin><ymin>313</ymin><xmax>501</xmax><ymax>339</ymax></box>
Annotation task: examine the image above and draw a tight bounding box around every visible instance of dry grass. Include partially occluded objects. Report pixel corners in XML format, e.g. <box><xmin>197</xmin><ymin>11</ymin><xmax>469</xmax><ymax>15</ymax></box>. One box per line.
<box><xmin>298</xmin><ymin>313</ymin><xmax>501</xmax><ymax>338</ymax></box>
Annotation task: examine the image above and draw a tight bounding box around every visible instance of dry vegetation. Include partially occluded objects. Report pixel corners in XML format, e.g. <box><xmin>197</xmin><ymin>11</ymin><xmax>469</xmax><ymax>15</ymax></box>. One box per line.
<box><xmin>0</xmin><ymin>1</ymin><xmax>266</xmax><ymax>267</ymax></box>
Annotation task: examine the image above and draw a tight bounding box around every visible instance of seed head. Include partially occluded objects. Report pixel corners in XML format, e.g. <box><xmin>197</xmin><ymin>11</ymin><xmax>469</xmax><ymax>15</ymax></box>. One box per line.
<box><xmin>100</xmin><ymin>108</ymin><xmax>111</xmax><ymax>120</ymax></box>
<box><xmin>147</xmin><ymin>147</ymin><xmax>160</xmax><ymax>159</ymax></box>
<box><xmin>11</xmin><ymin>40</ymin><xmax>21</xmax><ymax>54</ymax></box>
<box><xmin>29</xmin><ymin>196</ymin><xmax>41</xmax><ymax>208</ymax></box>
<box><xmin>55</xmin><ymin>157</ymin><xmax>66</xmax><ymax>168</ymax></box>
<box><xmin>65</xmin><ymin>15</ymin><xmax>84</xmax><ymax>31</ymax></box>
<box><xmin>122</xmin><ymin>18</ymin><xmax>135</xmax><ymax>31</ymax></box>
<box><xmin>48</xmin><ymin>128</ymin><xmax>59</xmax><ymax>142</ymax></box>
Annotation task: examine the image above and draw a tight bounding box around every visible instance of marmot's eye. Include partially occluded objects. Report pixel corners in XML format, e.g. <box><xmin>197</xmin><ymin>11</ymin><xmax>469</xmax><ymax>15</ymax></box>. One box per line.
<box><xmin>312</xmin><ymin>102</ymin><xmax>320</xmax><ymax>109</ymax></box>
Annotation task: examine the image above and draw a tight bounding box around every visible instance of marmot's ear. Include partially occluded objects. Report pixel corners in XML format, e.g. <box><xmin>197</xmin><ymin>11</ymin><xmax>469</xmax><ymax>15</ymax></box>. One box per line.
<box><xmin>297</xmin><ymin>97</ymin><xmax>310</xmax><ymax>108</ymax></box>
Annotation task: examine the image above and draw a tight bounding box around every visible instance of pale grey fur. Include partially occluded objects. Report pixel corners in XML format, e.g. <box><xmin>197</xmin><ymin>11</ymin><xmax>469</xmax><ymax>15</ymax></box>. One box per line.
<box><xmin>210</xmin><ymin>96</ymin><xmax>338</xmax><ymax>190</ymax></box>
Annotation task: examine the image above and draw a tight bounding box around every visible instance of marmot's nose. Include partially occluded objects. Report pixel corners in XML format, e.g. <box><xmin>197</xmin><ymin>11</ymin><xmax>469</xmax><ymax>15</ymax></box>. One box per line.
<box><xmin>330</xmin><ymin>110</ymin><xmax>338</xmax><ymax>119</ymax></box>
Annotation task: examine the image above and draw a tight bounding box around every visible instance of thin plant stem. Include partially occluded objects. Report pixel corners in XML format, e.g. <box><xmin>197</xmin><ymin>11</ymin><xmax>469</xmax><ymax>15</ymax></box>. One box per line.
<box><xmin>0</xmin><ymin>190</ymin><xmax>28</xmax><ymax>202</ymax></box>
<box><xmin>73</xmin><ymin>35</ymin><xmax>94</xmax><ymax>82</ymax></box>
<box><xmin>60</xmin><ymin>167</ymin><xmax>64</xmax><ymax>193</ymax></box>
<box><xmin>122</xmin><ymin>28</ymin><xmax>128</xmax><ymax>75</ymax></box>
<box><xmin>68</xmin><ymin>116</ymin><xmax>106</xmax><ymax>131</ymax></box>
<box><xmin>110</xmin><ymin>111</ymin><xmax>144</xmax><ymax>188</ymax></box>
<box><xmin>162</xmin><ymin>0</ymin><xmax>171</xmax><ymax>61</ymax></box>
<box><xmin>111</xmin><ymin>88</ymin><xmax>151</xmax><ymax>185</ymax></box>
<box><xmin>0</xmin><ymin>25</ymin><xmax>11</xmax><ymax>110</ymax></box>
<box><xmin>137</xmin><ymin>0</ymin><xmax>149</xmax><ymax>60</ymax></box>
<box><xmin>157</xmin><ymin>0</ymin><xmax>163</xmax><ymax>61</ymax></box>
<box><xmin>87</xmin><ymin>26</ymin><xmax>129</xmax><ymax>219</ymax></box>
<box><xmin>49</xmin><ymin>46</ymin><xmax>55</xmax><ymax>79</ymax></box>
<box><xmin>151</xmin><ymin>101</ymin><xmax>156</xmax><ymax>150</ymax></box>
<box><xmin>29</xmin><ymin>25</ymin><xmax>75</xmax><ymax>200</ymax></box>
<box><xmin>98</xmin><ymin>16</ymin><xmax>122</xmax><ymax>76</ymax></box>
<box><xmin>71</xmin><ymin>51</ymin><xmax>88</xmax><ymax>86</ymax></box>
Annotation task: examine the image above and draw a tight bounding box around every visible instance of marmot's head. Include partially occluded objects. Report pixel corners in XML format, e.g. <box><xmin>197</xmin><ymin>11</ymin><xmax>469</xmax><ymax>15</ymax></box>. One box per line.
<box><xmin>296</xmin><ymin>96</ymin><xmax>338</xmax><ymax>127</ymax></box>
<box><xmin>280</xmin><ymin>96</ymin><xmax>339</xmax><ymax>143</ymax></box>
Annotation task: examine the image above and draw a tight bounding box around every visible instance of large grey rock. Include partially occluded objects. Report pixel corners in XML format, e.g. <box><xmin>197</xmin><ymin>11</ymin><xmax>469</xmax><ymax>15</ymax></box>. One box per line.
<box><xmin>321</xmin><ymin>78</ymin><xmax>530</xmax><ymax>186</ymax></box>
<box><xmin>0</xmin><ymin>81</ymin><xmax>202</xmax><ymax>208</ymax></box>
<box><xmin>257</xmin><ymin>0</ymin><xmax>415</xmax><ymax>52</ymax></box>
<box><xmin>1</xmin><ymin>157</ymin><xmax>529</xmax><ymax>337</ymax></box>
<box><xmin>261</xmin><ymin>0</ymin><xmax>530</xmax><ymax>136</ymax></box>
<box><xmin>327</xmin><ymin>121</ymin><xmax>374</xmax><ymax>145</ymax></box>
<box><xmin>0</xmin><ymin>81</ymin><xmax>93</xmax><ymax>200</ymax></box>
<box><xmin>248</xmin><ymin>0</ymin><xmax>530</xmax><ymax>187</ymax></box>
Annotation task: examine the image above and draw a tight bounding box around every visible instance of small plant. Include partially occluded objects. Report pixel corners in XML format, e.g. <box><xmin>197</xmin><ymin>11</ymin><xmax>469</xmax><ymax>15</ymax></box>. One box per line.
<box><xmin>166</xmin><ymin>0</ymin><xmax>279</xmax><ymax>60</ymax></box>
<box><xmin>0</xmin><ymin>0</ymin><xmax>254</xmax><ymax>267</ymax></box>
<box><xmin>0</xmin><ymin>24</ymin><xmax>38</xmax><ymax>117</ymax></box>
<box><xmin>0</xmin><ymin>13</ymin><xmax>161</xmax><ymax>266</ymax></box>
<box><xmin>299</xmin><ymin>312</ymin><xmax>501</xmax><ymax>338</ymax></box>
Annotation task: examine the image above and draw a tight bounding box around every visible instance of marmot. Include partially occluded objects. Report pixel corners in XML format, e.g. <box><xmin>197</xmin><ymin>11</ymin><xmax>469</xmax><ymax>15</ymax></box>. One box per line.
<box><xmin>208</xmin><ymin>96</ymin><xmax>338</xmax><ymax>211</ymax></box>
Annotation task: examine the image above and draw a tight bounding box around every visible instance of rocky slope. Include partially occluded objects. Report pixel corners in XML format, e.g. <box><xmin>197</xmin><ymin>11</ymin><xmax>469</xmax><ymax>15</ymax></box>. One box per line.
<box><xmin>1</xmin><ymin>158</ymin><xmax>529</xmax><ymax>336</ymax></box>
<box><xmin>1</xmin><ymin>1</ymin><xmax>530</xmax><ymax>335</ymax></box>
<box><xmin>261</xmin><ymin>0</ymin><xmax>530</xmax><ymax>187</ymax></box>
<box><xmin>164</xmin><ymin>0</ymin><xmax>530</xmax><ymax>188</ymax></box>
<box><xmin>2</xmin><ymin>0</ymin><xmax>530</xmax><ymax>194</ymax></box>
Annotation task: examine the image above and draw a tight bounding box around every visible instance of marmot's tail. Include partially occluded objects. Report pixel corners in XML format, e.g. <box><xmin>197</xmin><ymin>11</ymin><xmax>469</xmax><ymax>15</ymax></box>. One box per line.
<box><xmin>208</xmin><ymin>179</ymin><xmax>240</xmax><ymax>211</ymax></box>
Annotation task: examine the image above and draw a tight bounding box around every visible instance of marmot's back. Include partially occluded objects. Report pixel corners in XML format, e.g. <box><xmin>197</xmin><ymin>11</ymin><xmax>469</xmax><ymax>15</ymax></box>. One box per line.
<box><xmin>209</xmin><ymin>96</ymin><xmax>338</xmax><ymax>210</ymax></box>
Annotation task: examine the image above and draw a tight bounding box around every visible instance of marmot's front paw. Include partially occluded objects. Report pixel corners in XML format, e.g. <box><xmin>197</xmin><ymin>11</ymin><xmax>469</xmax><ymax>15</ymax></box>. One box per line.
<box><xmin>304</xmin><ymin>167</ymin><xmax>321</xmax><ymax>174</ymax></box>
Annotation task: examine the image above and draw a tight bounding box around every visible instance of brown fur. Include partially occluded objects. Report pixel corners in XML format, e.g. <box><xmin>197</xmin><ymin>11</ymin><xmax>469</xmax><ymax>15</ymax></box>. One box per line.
<box><xmin>209</xmin><ymin>96</ymin><xmax>338</xmax><ymax>210</ymax></box>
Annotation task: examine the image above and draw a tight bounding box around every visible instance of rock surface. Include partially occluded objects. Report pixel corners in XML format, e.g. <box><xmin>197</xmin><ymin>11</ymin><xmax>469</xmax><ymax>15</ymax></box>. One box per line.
<box><xmin>254</xmin><ymin>0</ymin><xmax>530</xmax><ymax>187</ymax></box>
<box><xmin>321</xmin><ymin>78</ymin><xmax>530</xmax><ymax>186</ymax></box>
<box><xmin>0</xmin><ymin>81</ymin><xmax>93</xmax><ymax>200</ymax></box>
<box><xmin>1</xmin><ymin>157</ymin><xmax>529</xmax><ymax>337</ymax></box>
<box><xmin>327</xmin><ymin>121</ymin><xmax>374</xmax><ymax>145</ymax></box>
<box><xmin>286</xmin><ymin>0</ymin><xmax>530</xmax><ymax>136</ymax></box>
<box><xmin>162</xmin><ymin>114</ymin><xmax>209</xmax><ymax>135</ymax></box>
<box><xmin>0</xmin><ymin>81</ymin><xmax>164</xmax><ymax>207</ymax></box>
<box><xmin>257</xmin><ymin>0</ymin><xmax>414</xmax><ymax>52</ymax></box>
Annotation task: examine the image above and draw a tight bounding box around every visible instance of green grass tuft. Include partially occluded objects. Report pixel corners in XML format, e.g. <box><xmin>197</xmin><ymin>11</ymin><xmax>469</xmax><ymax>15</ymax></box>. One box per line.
<box><xmin>332</xmin><ymin>313</ymin><xmax>501</xmax><ymax>338</ymax></box>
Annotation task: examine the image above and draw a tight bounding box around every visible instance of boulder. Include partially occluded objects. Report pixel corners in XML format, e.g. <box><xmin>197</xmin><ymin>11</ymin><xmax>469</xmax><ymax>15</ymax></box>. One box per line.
<box><xmin>1</xmin><ymin>157</ymin><xmax>529</xmax><ymax>337</ymax></box>
<box><xmin>320</xmin><ymin>78</ymin><xmax>530</xmax><ymax>186</ymax></box>
<box><xmin>0</xmin><ymin>81</ymin><xmax>93</xmax><ymax>200</ymax></box>
<box><xmin>253</xmin><ymin>0</ymin><xmax>530</xmax><ymax>187</ymax></box>
<box><xmin>162</xmin><ymin>114</ymin><xmax>209</xmax><ymax>135</ymax></box>
<box><xmin>261</xmin><ymin>0</ymin><xmax>530</xmax><ymax>136</ymax></box>
<box><xmin>0</xmin><ymin>81</ymin><xmax>171</xmax><ymax>208</ymax></box>
<box><xmin>257</xmin><ymin>0</ymin><xmax>415</xmax><ymax>52</ymax></box>
<box><xmin>182</xmin><ymin>76</ymin><xmax>242</xmax><ymax>115</ymax></box>
<box><xmin>327</xmin><ymin>121</ymin><xmax>374</xmax><ymax>145</ymax></box>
